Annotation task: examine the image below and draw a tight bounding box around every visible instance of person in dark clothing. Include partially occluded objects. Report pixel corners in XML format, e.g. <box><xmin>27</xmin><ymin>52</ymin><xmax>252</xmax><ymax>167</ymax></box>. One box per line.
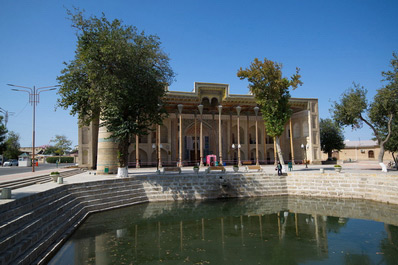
<box><xmin>277</xmin><ymin>162</ymin><xmax>282</xmax><ymax>176</ymax></box>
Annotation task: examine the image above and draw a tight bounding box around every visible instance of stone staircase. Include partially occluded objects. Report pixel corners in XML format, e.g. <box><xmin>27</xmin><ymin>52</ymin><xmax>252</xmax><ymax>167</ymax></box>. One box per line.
<box><xmin>0</xmin><ymin>169</ymin><xmax>83</xmax><ymax>193</ymax></box>
<box><xmin>0</xmin><ymin>178</ymin><xmax>149</xmax><ymax>265</ymax></box>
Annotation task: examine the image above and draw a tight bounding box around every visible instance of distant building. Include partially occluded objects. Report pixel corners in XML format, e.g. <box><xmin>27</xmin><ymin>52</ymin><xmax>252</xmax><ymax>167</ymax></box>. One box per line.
<box><xmin>322</xmin><ymin>140</ymin><xmax>394</xmax><ymax>162</ymax></box>
<box><xmin>19</xmin><ymin>146</ymin><xmax>45</xmax><ymax>156</ymax></box>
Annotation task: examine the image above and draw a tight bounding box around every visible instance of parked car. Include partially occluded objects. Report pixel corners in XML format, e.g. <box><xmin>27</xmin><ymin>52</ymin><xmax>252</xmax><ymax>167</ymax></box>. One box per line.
<box><xmin>3</xmin><ymin>159</ymin><xmax>18</xmax><ymax>166</ymax></box>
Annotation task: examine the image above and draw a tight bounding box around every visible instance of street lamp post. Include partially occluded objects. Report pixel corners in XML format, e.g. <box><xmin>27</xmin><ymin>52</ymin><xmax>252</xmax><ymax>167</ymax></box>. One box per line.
<box><xmin>8</xmin><ymin>84</ymin><xmax>58</xmax><ymax>172</ymax></box>
<box><xmin>152</xmin><ymin>143</ymin><xmax>163</xmax><ymax>172</ymax></box>
<box><xmin>231</xmin><ymin>143</ymin><xmax>241</xmax><ymax>165</ymax></box>
<box><xmin>301</xmin><ymin>143</ymin><xmax>309</xmax><ymax>168</ymax></box>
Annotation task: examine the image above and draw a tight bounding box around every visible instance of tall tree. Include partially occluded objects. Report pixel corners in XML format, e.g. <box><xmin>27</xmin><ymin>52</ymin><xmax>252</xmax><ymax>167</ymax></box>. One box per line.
<box><xmin>332</xmin><ymin>53</ymin><xmax>398</xmax><ymax>172</ymax></box>
<box><xmin>57</xmin><ymin>10</ymin><xmax>174</xmax><ymax>177</ymax></box>
<box><xmin>0</xmin><ymin>115</ymin><xmax>7</xmax><ymax>155</ymax></box>
<box><xmin>50</xmin><ymin>135</ymin><xmax>72</xmax><ymax>155</ymax></box>
<box><xmin>3</xmin><ymin>131</ymin><xmax>21</xmax><ymax>159</ymax></box>
<box><xmin>320</xmin><ymin>118</ymin><xmax>345</xmax><ymax>159</ymax></box>
<box><xmin>237</xmin><ymin>58</ymin><xmax>302</xmax><ymax>170</ymax></box>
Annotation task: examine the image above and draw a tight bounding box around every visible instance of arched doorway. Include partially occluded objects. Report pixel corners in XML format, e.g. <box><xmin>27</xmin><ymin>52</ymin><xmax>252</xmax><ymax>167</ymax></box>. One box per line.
<box><xmin>129</xmin><ymin>149</ymin><xmax>148</xmax><ymax>167</ymax></box>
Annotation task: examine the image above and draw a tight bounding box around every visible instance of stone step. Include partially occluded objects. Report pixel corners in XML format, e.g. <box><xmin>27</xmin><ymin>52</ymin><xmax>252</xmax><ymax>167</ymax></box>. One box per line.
<box><xmin>0</xmin><ymin>184</ymin><xmax>148</xmax><ymax>265</ymax></box>
<box><xmin>66</xmin><ymin>179</ymin><xmax>142</xmax><ymax>193</ymax></box>
<box><xmin>0</xmin><ymin>192</ymin><xmax>74</xmax><ymax>239</ymax></box>
<box><xmin>0</xmin><ymin>196</ymin><xmax>81</xmax><ymax>259</ymax></box>
<box><xmin>8</xmin><ymin>203</ymin><xmax>87</xmax><ymax>265</ymax></box>
<box><xmin>0</xmin><ymin>186</ymin><xmax>67</xmax><ymax>218</ymax></box>
<box><xmin>69</xmin><ymin>183</ymin><xmax>144</xmax><ymax>199</ymax></box>
<box><xmin>23</xmin><ymin>194</ymin><xmax>148</xmax><ymax>265</ymax></box>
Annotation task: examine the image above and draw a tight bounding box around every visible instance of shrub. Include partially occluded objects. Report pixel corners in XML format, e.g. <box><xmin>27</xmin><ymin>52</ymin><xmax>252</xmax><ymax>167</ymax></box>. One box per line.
<box><xmin>46</xmin><ymin>156</ymin><xmax>74</xmax><ymax>163</ymax></box>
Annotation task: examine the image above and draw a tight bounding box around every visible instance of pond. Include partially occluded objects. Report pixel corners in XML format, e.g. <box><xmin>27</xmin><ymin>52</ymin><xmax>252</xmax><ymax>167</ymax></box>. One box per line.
<box><xmin>49</xmin><ymin>196</ymin><xmax>398</xmax><ymax>264</ymax></box>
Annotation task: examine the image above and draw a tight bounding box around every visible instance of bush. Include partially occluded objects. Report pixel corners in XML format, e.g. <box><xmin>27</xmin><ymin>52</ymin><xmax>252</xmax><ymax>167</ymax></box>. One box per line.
<box><xmin>46</xmin><ymin>156</ymin><xmax>74</xmax><ymax>163</ymax></box>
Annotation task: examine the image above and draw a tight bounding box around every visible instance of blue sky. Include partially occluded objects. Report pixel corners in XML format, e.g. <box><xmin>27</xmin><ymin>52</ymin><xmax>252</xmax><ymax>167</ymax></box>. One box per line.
<box><xmin>0</xmin><ymin>0</ymin><xmax>397</xmax><ymax>148</ymax></box>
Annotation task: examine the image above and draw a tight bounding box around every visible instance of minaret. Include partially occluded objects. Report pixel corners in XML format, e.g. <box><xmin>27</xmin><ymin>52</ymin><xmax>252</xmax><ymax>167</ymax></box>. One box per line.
<box><xmin>96</xmin><ymin>122</ymin><xmax>118</xmax><ymax>174</ymax></box>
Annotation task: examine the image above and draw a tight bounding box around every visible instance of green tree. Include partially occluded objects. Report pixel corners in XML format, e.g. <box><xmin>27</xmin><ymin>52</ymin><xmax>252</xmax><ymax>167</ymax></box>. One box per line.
<box><xmin>41</xmin><ymin>145</ymin><xmax>58</xmax><ymax>155</ymax></box>
<box><xmin>237</xmin><ymin>58</ymin><xmax>302</xmax><ymax>169</ymax></box>
<box><xmin>0</xmin><ymin>115</ymin><xmax>7</xmax><ymax>154</ymax></box>
<box><xmin>332</xmin><ymin>53</ymin><xmax>398</xmax><ymax>172</ymax></box>
<box><xmin>57</xmin><ymin>10</ymin><xmax>174</xmax><ymax>177</ymax></box>
<box><xmin>319</xmin><ymin>118</ymin><xmax>345</xmax><ymax>159</ymax></box>
<box><xmin>3</xmin><ymin>131</ymin><xmax>21</xmax><ymax>159</ymax></box>
<box><xmin>50</xmin><ymin>135</ymin><xmax>72</xmax><ymax>155</ymax></box>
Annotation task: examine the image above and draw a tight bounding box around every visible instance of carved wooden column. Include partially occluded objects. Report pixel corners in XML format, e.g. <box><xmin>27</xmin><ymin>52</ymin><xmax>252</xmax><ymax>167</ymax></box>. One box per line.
<box><xmin>135</xmin><ymin>135</ymin><xmax>140</xmax><ymax>168</ymax></box>
<box><xmin>264</xmin><ymin>123</ymin><xmax>267</xmax><ymax>164</ymax></box>
<box><xmin>158</xmin><ymin>125</ymin><xmax>162</xmax><ymax>168</ymax></box>
<box><xmin>229</xmin><ymin>113</ymin><xmax>232</xmax><ymax>162</ymax></box>
<box><xmin>254</xmin><ymin>106</ymin><xmax>259</xmax><ymax>165</ymax></box>
<box><xmin>247</xmin><ymin>113</ymin><xmax>250</xmax><ymax>163</ymax></box>
<box><xmin>178</xmin><ymin>104</ymin><xmax>183</xmax><ymax>167</ymax></box>
<box><xmin>218</xmin><ymin>105</ymin><xmax>223</xmax><ymax>164</ymax></box>
<box><xmin>236</xmin><ymin>106</ymin><xmax>242</xmax><ymax>166</ymax></box>
<box><xmin>198</xmin><ymin>104</ymin><xmax>204</xmax><ymax>167</ymax></box>
<box><xmin>289</xmin><ymin>118</ymin><xmax>295</xmax><ymax>164</ymax></box>
<box><xmin>194</xmin><ymin>113</ymin><xmax>197</xmax><ymax>163</ymax></box>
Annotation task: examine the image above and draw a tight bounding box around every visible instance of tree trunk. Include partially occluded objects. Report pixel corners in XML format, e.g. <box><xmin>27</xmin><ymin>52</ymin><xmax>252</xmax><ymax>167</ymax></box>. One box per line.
<box><xmin>327</xmin><ymin>151</ymin><xmax>332</xmax><ymax>160</ymax></box>
<box><xmin>360</xmin><ymin>113</ymin><xmax>393</xmax><ymax>172</ymax></box>
<box><xmin>392</xmin><ymin>153</ymin><xmax>398</xmax><ymax>170</ymax></box>
<box><xmin>117</xmin><ymin>137</ymin><xmax>130</xmax><ymax>178</ymax></box>
<box><xmin>275</xmin><ymin>136</ymin><xmax>286</xmax><ymax>172</ymax></box>
<box><xmin>378</xmin><ymin>143</ymin><xmax>387</xmax><ymax>172</ymax></box>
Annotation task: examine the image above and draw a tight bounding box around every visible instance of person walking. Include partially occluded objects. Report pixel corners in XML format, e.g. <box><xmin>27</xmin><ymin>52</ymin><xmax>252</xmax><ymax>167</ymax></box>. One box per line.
<box><xmin>277</xmin><ymin>161</ymin><xmax>282</xmax><ymax>176</ymax></box>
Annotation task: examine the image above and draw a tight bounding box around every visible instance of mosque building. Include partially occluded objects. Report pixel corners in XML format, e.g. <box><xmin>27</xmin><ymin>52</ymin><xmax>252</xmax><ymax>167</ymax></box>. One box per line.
<box><xmin>78</xmin><ymin>82</ymin><xmax>321</xmax><ymax>173</ymax></box>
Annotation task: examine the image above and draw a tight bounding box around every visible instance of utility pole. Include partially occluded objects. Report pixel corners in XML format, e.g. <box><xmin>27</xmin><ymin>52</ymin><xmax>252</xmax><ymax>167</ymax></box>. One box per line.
<box><xmin>0</xmin><ymin>107</ymin><xmax>13</xmax><ymax>127</ymax></box>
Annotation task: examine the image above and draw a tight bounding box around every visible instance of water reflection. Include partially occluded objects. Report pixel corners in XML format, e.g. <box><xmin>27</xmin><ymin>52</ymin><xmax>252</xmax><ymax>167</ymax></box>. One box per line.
<box><xmin>49</xmin><ymin>196</ymin><xmax>398</xmax><ymax>265</ymax></box>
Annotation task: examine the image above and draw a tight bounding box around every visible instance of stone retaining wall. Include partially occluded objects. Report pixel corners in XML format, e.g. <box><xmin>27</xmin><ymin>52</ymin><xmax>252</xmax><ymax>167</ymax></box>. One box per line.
<box><xmin>136</xmin><ymin>171</ymin><xmax>398</xmax><ymax>205</ymax></box>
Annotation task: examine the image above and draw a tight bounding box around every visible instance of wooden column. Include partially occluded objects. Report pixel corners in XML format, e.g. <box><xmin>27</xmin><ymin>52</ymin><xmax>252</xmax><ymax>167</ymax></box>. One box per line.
<box><xmin>274</xmin><ymin>138</ymin><xmax>277</xmax><ymax>164</ymax></box>
<box><xmin>179</xmin><ymin>114</ymin><xmax>182</xmax><ymax>167</ymax></box>
<box><xmin>198</xmin><ymin>104</ymin><xmax>204</xmax><ymax>167</ymax></box>
<box><xmin>289</xmin><ymin>119</ymin><xmax>295</xmax><ymax>164</ymax></box>
<box><xmin>158</xmin><ymin>125</ymin><xmax>162</xmax><ymax>168</ymax></box>
<box><xmin>254</xmin><ymin>107</ymin><xmax>259</xmax><ymax>165</ymax></box>
<box><xmin>229</xmin><ymin>113</ymin><xmax>233</xmax><ymax>162</ymax></box>
<box><xmin>135</xmin><ymin>135</ymin><xmax>140</xmax><ymax>168</ymax></box>
<box><xmin>194</xmin><ymin>113</ymin><xmax>197</xmax><ymax>163</ymax></box>
<box><xmin>237</xmin><ymin>106</ymin><xmax>242</xmax><ymax>166</ymax></box>
<box><xmin>247</xmin><ymin>113</ymin><xmax>250</xmax><ymax>163</ymax></box>
<box><xmin>178</xmin><ymin>104</ymin><xmax>183</xmax><ymax>167</ymax></box>
<box><xmin>264</xmin><ymin>123</ymin><xmax>267</xmax><ymax>164</ymax></box>
<box><xmin>218</xmin><ymin>105</ymin><xmax>223</xmax><ymax>164</ymax></box>
<box><xmin>175</xmin><ymin>114</ymin><xmax>179</xmax><ymax>164</ymax></box>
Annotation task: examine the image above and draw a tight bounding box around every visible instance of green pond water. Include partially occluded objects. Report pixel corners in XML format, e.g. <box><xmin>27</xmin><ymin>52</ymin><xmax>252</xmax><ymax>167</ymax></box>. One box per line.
<box><xmin>49</xmin><ymin>196</ymin><xmax>398</xmax><ymax>265</ymax></box>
